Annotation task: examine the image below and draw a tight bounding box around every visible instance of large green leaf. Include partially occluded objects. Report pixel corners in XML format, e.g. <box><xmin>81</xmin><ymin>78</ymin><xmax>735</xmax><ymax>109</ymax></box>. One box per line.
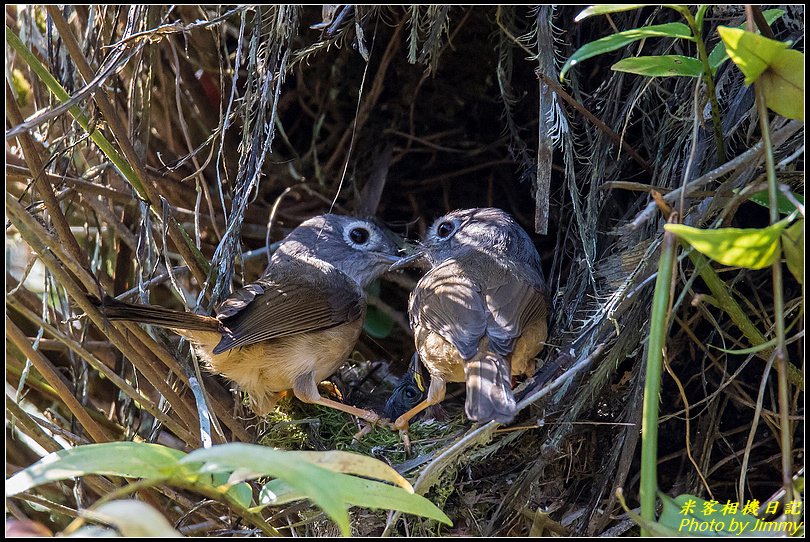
<box><xmin>261</xmin><ymin>475</ymin><xmax>452</xmax><ymax>529</ymax></box>
<box><xmin>760</xmin><ymin>48</ymin><xmax>804</xmax><ymax>121</ymax></box>
<box><xmin>183</xmin><ymin>444</ymin><xmax>451</xmax><ymax>536</ymax></box>
<box><xmin>717</xmin><ymin>26</ymin><xmax>788</xmax><ymax>84</ymax></box>
<box><xmin>782</xmin><ymin>219</ymin><xmax>804</xmax><ymax>284</ymax></box>
<box><xmin>561</xmin><ymin>23</ymin><xmax>694</xmax><ymax>80</ymax></box>
<box><xmin>719</xmin><ymin>26</ymin><xmax>804</xmax><ymax>120</ymax></box>
<box><xmin>665</xmin><ymin>219</ymin><xmax>791</xmax><ymax>270</ymax></box>
<box><xmin>6</xmin><ymin>442</ymin><xmax>187</xmax><ymax>496</ymax></box>
<box><xmin>708</xmin><ymin>9</ymin><xmax>785</xmax><ymax>72</ymax></box>
<box><xmin>612</xmin><ymin>55</ymin><xmax>703</xmax><ymax>77</ymax></box>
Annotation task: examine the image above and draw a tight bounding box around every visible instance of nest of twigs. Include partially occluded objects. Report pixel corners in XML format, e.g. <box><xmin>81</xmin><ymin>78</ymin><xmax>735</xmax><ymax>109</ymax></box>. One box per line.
<box><xmin>6</xmin><ymin>5</ymin><xmax>804</xmax><ymax>537</ymax></box>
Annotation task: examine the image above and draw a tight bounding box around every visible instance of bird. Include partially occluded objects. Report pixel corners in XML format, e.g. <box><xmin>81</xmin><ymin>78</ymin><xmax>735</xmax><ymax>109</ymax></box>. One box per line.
<box><xmin>389</xmin><ymin>207</ymin><xmax>549</xmax><ymax>431</ymax></box>
<box><xmin>94</xmin><ymin>213</ymin><xmax>404</xmax><ymax>423</ymax></box>
<box><xmin>383</xmin><ymin>352</ymin><xmax>428</xmax><ymax>422</ymax></box>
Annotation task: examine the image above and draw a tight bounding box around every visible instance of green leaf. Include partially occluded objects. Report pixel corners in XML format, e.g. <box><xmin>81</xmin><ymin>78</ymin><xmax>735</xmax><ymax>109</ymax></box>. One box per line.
<box><xmin>560</xmin><ymin>23</ymin><xmax>694</xmax><ymax>80</ymax></box>
<box><xmin>615</xmin><ymin>488</ymin><xmax>681</xmax><ymax>536</ymax></box>
<box><xmin>742</xmin><ymin>188</ymin><xmax>804</xmax><ymax>215</ymax></box>
<box><xmin>708</xmin><ymin>9</ymin><xmax>785</xmax><ymax>72</ymax></box>
<box><xmin>659</xmin><ymin>493</ymin><xmax>782</xmax><ymax>536</ymax></box>
<box><xmin>226</xmin><ymin>482</ymin><xmax>255</xmax><ymax>509</ymax></box>
<box><xmin>207</xmin><ymin>472</ymin><xmax>255</xmax><ymax>508</ymax></box>
<box><xmin>261</xmin><ymin>476</ymin><xmax>452</xmax><ymax>530</ymax></box>
<box><xmin>761</xmin><ymin>48</ymin><xmax>804</xmax><ymax>121</ymax></box>
<box><xmin>5</xmin><ymin>442</ymin><xmax>186</xmax><ymax>496</ymax></box>
<box><xmin>574</xmin><ymin>5</ymin><xmax>647</xmax><ymax>22</ymax></box>
<box><xmin>718</xmin><ymin>25</ymin><xmax>804</xmax><ymax>119</ymax></box>
<box><xmin>363</xmin><ymin>305</ymin><xmax>394</xmax><ymax>338</ymax></box>
<box><xmin>717</xmin><ymin>27</ymin><xmax>788</xmax><ymax>84</ymax></box>
<box><xmin>182</xmin><ymin>444</ymin><xmax>451</xmax><ymax>536</ymax></box>
<box><xmin>665</xmin><ymin>219</ymin><xmax>791</xmax><ymax>270</ymax></box>
<box><xmin>612</xmin><ymin>55</ymin><xmax>703</xmax><ymax>77</ymax></box>
<box><xmin>782</xmin><ymin>219</ymin><xmax>804</xmax><ymax>284</ymax></box>
<box><xmin>292</xmin><ymin>450</ymin><xmax>411</xmax><ymax>490</ymax></box>
<box><xmin>81</xmin><ymin>500</ymin><xmax>182</xmax><ymax>537</ymax></box>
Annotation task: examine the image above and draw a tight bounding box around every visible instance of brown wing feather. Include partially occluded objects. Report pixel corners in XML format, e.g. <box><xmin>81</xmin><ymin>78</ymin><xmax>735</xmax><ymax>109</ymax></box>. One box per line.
<box><xmin>213</xmin><ymin>258</ymin><xmax>365</xmax><ymax>354</ymax></box>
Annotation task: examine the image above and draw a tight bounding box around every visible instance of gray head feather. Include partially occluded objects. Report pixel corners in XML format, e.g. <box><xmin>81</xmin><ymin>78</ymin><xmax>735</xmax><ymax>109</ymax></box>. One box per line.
<box><xmin>423</xmin><ymin>208</ymin><xmax>543</xmax><ymax>271</ymax></box>
<box><xmin>272</xmin><ymin>214</ymin><xmax>402</xmax><ymax>288</ymax></box>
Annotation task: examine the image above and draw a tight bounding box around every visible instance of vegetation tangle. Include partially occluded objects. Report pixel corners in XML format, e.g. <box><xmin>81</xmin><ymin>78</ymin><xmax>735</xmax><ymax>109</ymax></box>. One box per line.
<box><xmin>5</xmin><ymin>5</ymin><xmax>804</xmax><ymax>537</ymax></box>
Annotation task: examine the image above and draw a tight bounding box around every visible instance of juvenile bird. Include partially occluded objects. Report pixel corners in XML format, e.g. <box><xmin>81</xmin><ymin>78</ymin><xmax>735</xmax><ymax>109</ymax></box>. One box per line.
<box><xmin>96</xmin><ymin>214</ymin><xmax>403</xmax><ymax>422</ymax></box>
<box><xmin>383</xmin><ymin>353</ymin><xmax>428</xmax><ymax>422</ymax></box>
<box><xmin>390</xmin><ymin>208</ymin><xmax>548</xmax><ymax>430</ymax></box>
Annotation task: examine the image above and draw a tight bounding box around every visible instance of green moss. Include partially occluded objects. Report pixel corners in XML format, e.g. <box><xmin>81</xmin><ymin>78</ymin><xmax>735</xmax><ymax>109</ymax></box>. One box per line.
<box><xmin>256</xmin><ymin>397</ymin><xmax>311</xmax><ymax>450</ymax></box>
<box><xmin>255</xmin><ymin>397</ymin><xmax>464</xmax><ymax>465</ymax></box>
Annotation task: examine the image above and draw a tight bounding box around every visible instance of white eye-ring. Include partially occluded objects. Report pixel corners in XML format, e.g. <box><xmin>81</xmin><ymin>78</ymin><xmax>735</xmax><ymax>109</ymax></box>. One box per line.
<box><xmin>344</xmin><ymin>220</ymin><xmax>378</xmax><ymax>249</ymax></box>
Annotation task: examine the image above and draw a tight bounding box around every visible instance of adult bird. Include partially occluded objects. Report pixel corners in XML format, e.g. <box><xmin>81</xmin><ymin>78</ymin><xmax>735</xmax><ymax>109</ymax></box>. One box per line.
<box><xmin>95</xmin><ymin>214</ymin><xmax>403</xmax><ymax>423</ymax></box>
<box><xmin>390</xmin><ymin>208</ymin><xmax>549</xmax><ymax>431</ymax></box>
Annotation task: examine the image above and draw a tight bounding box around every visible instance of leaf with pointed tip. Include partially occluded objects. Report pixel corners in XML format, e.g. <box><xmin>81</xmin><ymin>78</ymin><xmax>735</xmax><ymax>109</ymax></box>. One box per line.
<box><xmin>708</xmin><ymin>9</ymin><xmax>785</xmax><ymax>72</ymax></box>
<box><xmin>612</xmin><ymin>55</ymin><xmax>703</xmax><ymax>77</ymax></box>
<box><xmin>717</xmin><ymin>26</ymin><xmax>788</xmax><ymax>84</ymax></box>
<box><xmin>665</xmin><ymin>219</ymin><xmax>791</xmax><ymax>270</ymax></box>
<box><xmin>742</xmin><ymin>188</ymin><xmax>803</xmax><ymax>215</ymax></box>
<box><xmin>183</xmin><ymin>444</ymin><xmax>450</xmax><ymax>536</ymax></box>
<box><xmin>6</xmin><ymin>443</ymin><xmax>187</xmax><ymax>496</ymax></box>
<box><xmin>560</xmin><ymin>23</ymin><xmax>694</xmax><ymax>80</ymax></box>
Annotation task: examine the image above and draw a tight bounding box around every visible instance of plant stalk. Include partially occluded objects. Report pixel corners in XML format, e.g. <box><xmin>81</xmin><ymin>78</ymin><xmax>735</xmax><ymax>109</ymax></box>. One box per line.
<box><xmin>640</xmin><ymin>213</ymin><xmax>679</xmax><ymax>536</ymax></box>
<box><xmin>681</xmin><ymin>8</ymin><xmax>727</xmax><ymax>165</ymax></box>
<box><xmin>747</xmin><ymin>6</ymin><xmax>793</xmax><ymax>506</ymax></box>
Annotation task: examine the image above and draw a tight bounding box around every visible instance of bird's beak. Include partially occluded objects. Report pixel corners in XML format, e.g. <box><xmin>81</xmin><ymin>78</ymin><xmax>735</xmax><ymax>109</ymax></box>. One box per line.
<box><xmin>389</xmin><ymin>249</ymin><xmax>426</xmax><ymax>271</ymax></box>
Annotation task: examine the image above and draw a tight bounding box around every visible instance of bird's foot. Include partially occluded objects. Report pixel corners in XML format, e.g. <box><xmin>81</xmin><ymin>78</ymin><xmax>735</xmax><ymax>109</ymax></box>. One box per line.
<box><xmin>351</xmin><ymin>423</ymin><xmax>375</xmax><ymax>443</ymax></box>
<box><xmin>399</xmin><ymin>429</ymin><xmax>412</xmax><ymax>455</ymax></box>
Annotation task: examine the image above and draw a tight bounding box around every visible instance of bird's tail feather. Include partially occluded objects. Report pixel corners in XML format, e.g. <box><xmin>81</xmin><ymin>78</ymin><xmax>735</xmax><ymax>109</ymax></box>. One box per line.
<box><xmin>90</xmin><ymin>295</ymin><xmax>220</xmax><ymax>332</ymax></box>
<box><xmin>463</xmin><ymin>352</ymin><xmax>517</xmax><ymax>424</ymax></box>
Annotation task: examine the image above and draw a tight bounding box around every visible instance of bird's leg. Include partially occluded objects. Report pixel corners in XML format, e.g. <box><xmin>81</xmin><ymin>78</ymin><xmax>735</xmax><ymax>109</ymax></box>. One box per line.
<box><xmin>293</xmin><ymin>373</ymin><xmax>381</xmax><ymax>424</ymax></box>
<box><xmin>392</xmin><ymin>376</ymin><xmax>446</xmax><ymax>453</ymax></box>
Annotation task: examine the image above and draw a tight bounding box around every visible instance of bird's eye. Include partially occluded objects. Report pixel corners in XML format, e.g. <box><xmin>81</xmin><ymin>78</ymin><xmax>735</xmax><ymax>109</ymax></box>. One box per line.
<box><xmin>404</xmin><ymin>387</ymin><xmax>418</xmax><ymax>400</ymax></box>
<box><xmin>437</xmin><ymin>221</ymin><xmax>454</xmax><ymax>238</ymax></box>
<box><xmin>349</xmin><ymin>227</ymin><xmax>370</xmax><ymax>244</ymax></box>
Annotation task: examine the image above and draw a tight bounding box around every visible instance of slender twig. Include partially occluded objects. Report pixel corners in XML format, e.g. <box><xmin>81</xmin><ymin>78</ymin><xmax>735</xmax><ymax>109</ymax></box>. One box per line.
<box><xmin>7</xmin><ymin>297</ymin><xmax>199</xmax><ymax>445</ymax></box>
<box><xmin>630</xmin><ymin>121</ymin><xmax>803</xmax><ymax>228</ymax></box>
<box><xmin>6</xmin><ymin>83</ymin><xmax>85</xmax><ymax>264</ymax></box>
<box><xmin>7</xmin><ymin>196</ymin><xmax>203</xmax><ymax>438</ymax></box>
<box><xmin>33</xmin><ymin>12</ymin><xmax>211</xmax><ymax>288</ymax></box>
<box><xmin>6</xmin><ymin>319</ymin><xmax>111</xmax><ymax>443</ymax></box>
